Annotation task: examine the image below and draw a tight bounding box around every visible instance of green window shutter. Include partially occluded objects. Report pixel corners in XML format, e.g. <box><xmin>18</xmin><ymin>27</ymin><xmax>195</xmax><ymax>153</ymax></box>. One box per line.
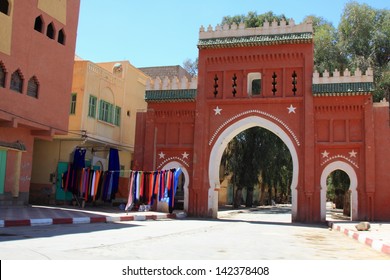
<box><xmin>115</xmin><ymin>106</ymin><xmax>121</xmax><ymax>126</ymax></box>
<box><xmin>98</xmin><ymin>100</ymin><xmax>103</xmax><ymax>121</ymax></box>
<box><xmin>88</xmin><ymin>95</ymin><xmax>97</xmax><ymax>118</ymax></box>
<box><xmin>108</xmin><ymin>103</ymin><xmax>113</xmax><ymax>124</ymax></box>
<box><xmin>70</xmin><ymin>93</ymin><xmax>77</xmax><ymax>114</ymax></box>
<box><xmin>0</xmin><ymin>150</ymin><xmax>7</xmax><ymax>194</ymax></box>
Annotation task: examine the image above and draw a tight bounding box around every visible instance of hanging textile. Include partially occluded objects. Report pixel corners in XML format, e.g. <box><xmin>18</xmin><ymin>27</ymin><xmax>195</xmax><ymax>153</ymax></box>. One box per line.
<box><xmin>73</xmin><ymin>148</ymin><xmax>86</xmax><ymax>169</ymax></box>
<box><xmin>125</xmin><ymin>171</ymin><xmax>135</xmax><ymax>211</ymax></box>
<box><xmin>124</xmin><ymin>168</ymin><xmax>182</xmax><ymax>213</ymax></box>
<box><xmin>108</xmin><ymin>148</ymin><xmax>120</xmax><ymax>199</ymax></box>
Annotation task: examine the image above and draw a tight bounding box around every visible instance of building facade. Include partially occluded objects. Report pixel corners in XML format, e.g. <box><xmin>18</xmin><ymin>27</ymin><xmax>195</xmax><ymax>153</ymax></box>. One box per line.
<box><xmin>30</xmin><ymin>59</ymin><xmax>148</xmax><ymax>205</ymax></box>
<box><xmin>0</xmin><ymin>0</ymin><xmax>80</xmax><ymax>205</ymax></box>
<box><xmin>134</xmin><ymin>20</ymin><xmax>390</xmax><ymax>222</ymax></box>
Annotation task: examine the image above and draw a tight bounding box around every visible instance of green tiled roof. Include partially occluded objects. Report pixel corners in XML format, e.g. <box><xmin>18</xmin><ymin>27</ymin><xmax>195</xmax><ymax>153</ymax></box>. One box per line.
<box><xmin>145</xmin><ymin>89</ymin><xmax>197</xmax><ymax>102</ymax></box>
<box><xmin>312</xmin><ymin>82</ymin><xmax>374</xmax><ymax>96</ymax></box>
<box><xmin>198</xmin><ymin>32</ymin><xmax>313</xmax><ymax>49</ymax></box>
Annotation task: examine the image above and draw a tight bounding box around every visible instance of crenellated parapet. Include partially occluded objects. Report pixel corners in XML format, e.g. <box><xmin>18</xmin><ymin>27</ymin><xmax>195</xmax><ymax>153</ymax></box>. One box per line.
<box><xmin>199</xmin><ymin>19</ymin><xmax>313</xmax><ymax>39</ymax></box>
<box><xmin>312</xmin><ymin>68</ymin><xmax>374</xmax><ymax>95</ymax></box>
<box><xmin>146</xmin><ymin>76</ymin><xmax>198</xmax><ymax>91</ymax></box>
<box><xmin>313</xmin><ymin>68</ymin><xmax>373</xmax><ymax>84</ymax></box>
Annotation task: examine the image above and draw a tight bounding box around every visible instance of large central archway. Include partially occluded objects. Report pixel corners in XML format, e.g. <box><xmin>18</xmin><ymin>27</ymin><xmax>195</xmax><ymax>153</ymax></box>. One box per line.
<box><xmin>208</xmin><ymin>115</ymin><xmax>299</xmax><ymax>220</ymax></box>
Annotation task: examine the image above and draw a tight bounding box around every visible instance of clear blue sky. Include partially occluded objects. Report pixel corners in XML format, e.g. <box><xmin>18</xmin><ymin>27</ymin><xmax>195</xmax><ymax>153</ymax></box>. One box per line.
<box><xmin>75</xmin><ymin>0</ymin><xmax>389</xmax><ymax>68</ymax></box>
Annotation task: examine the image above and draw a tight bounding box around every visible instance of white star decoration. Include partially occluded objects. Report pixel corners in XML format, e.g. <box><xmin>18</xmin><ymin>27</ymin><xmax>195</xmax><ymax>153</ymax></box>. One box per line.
<box><xmin>349</xmin><ymin>150</ymin><xmax>357</xmax><ymax>158</ymax></box>
<box><xmin>287</xmin><ymin>104</ymin><xmax>296</xmax><ymax>114</ymax></box>
<box><xmin>158</xmin><ymin>151</ymin><xmax>165</xmax><ymax>159</ymax></box>
<box><xmin>321</xmin><ymin>150</ymin><xmax>329</xmax><ymax>158</ymax></box>
<box><xmin>182</xmin><ymin>152</ymin><xmax>189</xmax><ymax>159</ymax></box>
<box><xmin>213</xmin><ymin>106</ymin><xmax>222</xmax><ymax>115</ymax></box>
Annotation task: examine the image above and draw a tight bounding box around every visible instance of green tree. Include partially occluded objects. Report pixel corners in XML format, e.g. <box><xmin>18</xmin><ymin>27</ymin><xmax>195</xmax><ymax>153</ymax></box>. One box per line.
<box><xmin>304</xmin><ymin>15</ymin><xmax>348</xmax><ymax>74</ymax></box>
<box><xmin>221</xmin><ymin>127</ymin><xmax>292</xmax><ymax>208</ymax></box>
<box><xmin>221</xmin><ymin>127</ymin><xmax>263</xmax><ymax>208</ymax></box>
<box><xmin>338</xmin><ymin>2</ymin><xmax>390</xmax><ymax>101</ymax></box>
<box><xmin>222</xmin><ymin>11</ymin><xmax>287</xmax><ymax>27</ymax></box>
<box><xmin>326</xmin><ymin>170</ymin><xmax>351</xmax><ymax>216</ymax></box>
<box><xmin>182</xmin><ymin>58</ymin><xmax>198</xmax><ymax>77</ymax></box>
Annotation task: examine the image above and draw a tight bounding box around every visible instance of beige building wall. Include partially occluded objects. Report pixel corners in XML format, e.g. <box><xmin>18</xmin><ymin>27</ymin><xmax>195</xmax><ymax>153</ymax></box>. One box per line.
<box><xmin>38</xmin><ymin>0</ymin><xmax>67</xmax><ymax>24</ymax></box>
<box><xmin>97</xmin><ymin>61</ymin><xmax>148</xmax><ymax>149</ymax></box>
<box><xmin>31</xmin><ymin>59</ymin><xmax>148</xmax><ymax>202</ymax></box>
<box><xmin>0</xmin><ymin>0</ymin><xmax>13</xmax><ymax>55</ymax></box>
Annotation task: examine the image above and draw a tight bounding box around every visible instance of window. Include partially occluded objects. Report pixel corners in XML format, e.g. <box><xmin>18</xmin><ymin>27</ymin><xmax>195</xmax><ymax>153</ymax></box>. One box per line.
<box><xmin>0</xmin><ymin>0</ymin><xmax>9</xmax><ymax>15</ymax></box>
<box><xmin>99</xmin><ymin>100</ymin><xmax>113</xmax><ymax>123</ymax></box>
<box><xmin>10</xmin><ymin>70</ymin><xmax>23</xmax><ymax>93</ymax></box>
<box><xmin>27</xmin><ymin>76</ymin><xmax>39</xmax><ymax>98</ymax></box>
<box><xmin>46</xmin><ymin>22</ymin><xmax>55</xmax><ymax>40</ymax></box>
<box><xmin>114</xmin><ymin>106</ymin><xmax>121</xmax><ymax>126</ymax></box>
<box><xmin>70</xmin><ymin>93</ymin><xmax>76</xmax><ymax>114</ymax></box>
<box><xmin>98</xmin><ymin>100</ymin><xmax>121</xmax><ymax>126</ymax></box>
<box><xmin>0</xmin><ymin>62</ymin><xmax>6</xmax><ymax>88</ymax></box>
<box><xmin>247</xmin><ymin>72</ymin><xmax>262</xmax><ymax>96</ymax></box>
<box><xmin>58</xmin><ymin>29</ymin><xmax>65</xmax><ymax>45</ymax></box>
<box><xmin>34</xmin><ymin>16</ymin><xmax>43</xmax><ymax>33</ymax></box>
<box><xmin>252</xmin><ymin>79</ymin><xmax>261</xmax><ymax>95</ymax></box>
<box><xmin>88</xmin><ymin>95</ymin><xmax>97</xmax><ymax>118</ymax></box>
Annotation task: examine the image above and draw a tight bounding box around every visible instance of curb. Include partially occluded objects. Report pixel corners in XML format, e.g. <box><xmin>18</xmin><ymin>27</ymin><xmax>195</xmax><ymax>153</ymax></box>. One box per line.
<box><xmin>0</xmin><ymin>212</ymin><xmax>185</xmax><ymax>228</ymax></box>
<box><xmin>331</xmin><ymin>223</ymin><xmax>390</xmax><ymax>255</ymax></box>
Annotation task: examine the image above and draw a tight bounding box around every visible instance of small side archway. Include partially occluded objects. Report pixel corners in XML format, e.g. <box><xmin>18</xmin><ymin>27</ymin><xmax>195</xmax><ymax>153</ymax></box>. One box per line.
<box><xmin>208</xmin><ymin>115</ymin><xmax>300</xmax><ymax>220</ymax></box>
<box><xmin>320</xmin><ymin>161</ymin><xmax>358</xmax><ymax>221</ymax></box>
<box><xmin>161</xmin><ymin>160</ymin><xmax>190</xmax><ymax>213</ymax></box>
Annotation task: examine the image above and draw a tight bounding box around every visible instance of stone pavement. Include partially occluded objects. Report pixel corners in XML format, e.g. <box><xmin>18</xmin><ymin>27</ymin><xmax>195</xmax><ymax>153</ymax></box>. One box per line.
<box><xmin>0</xmin><ymin>204</ymin><xmax>389</xmax><ymax>256</ymax></box>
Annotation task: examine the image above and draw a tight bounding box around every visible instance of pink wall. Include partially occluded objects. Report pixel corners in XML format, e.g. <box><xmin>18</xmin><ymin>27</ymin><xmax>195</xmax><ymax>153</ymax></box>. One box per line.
<box><xmin>373</xmin><ymin>105</ymin><xmax>390</xmax><ymax>221</ymax></box>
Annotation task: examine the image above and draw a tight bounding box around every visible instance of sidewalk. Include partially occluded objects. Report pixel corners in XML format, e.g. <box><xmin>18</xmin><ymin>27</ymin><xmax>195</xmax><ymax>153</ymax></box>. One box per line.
<box><xmin>328</xmin><ymin>221</ymin><xmax>390</xmax><ymax>256</ymax></box>
<box><xmin>0</xmin><ymin>204</ymin><xmax>186</xmax><ymax>227</ymax></box>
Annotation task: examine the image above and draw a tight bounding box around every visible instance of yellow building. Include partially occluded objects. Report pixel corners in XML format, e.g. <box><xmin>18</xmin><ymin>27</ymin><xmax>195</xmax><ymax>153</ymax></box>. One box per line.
<box><xmin>30</xmin><ymin>59</ymin><xmax>148</xmax><ymax>205</ymax></box>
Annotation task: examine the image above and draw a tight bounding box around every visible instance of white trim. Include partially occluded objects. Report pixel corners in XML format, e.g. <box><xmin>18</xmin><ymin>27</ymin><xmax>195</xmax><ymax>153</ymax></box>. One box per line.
<box><xmin>208</xmin><ymin>116</ymin><xmax>299</xmax><ymax>220</ymax></box>
<box><xmin>320</xmin><ymin>161</ymin><xmax>358</xmax><ymax>221</ymax></box>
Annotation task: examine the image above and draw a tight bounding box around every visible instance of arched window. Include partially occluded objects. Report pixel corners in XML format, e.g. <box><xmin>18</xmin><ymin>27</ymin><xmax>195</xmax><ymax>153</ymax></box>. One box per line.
<box><xmin>34</xmin><ymin>16</ymin><xmax>44</xmax><ymax>33</ymax></box>
<box><xmin>10</xmin><ymin>70</ymin><xmax>23</xmax><ymax>93</ymax></box>
<box><xmin>0</xmin><ymin>0</ymin><xmax>9</xmax><ymax>15</ymax></box>
<box><xmin>247</xmin><ymin>72</ymin><xmax>262</xmax><ymax>96</ymax></box>
<box><xmin>0</xmin><ymin>62</ymin><xmax>6</xmax><ymax>88</ymax></box>
<box><xmin>27</xmin><ymin>76</ymin><xmax>39</xmax><ymax>98</ymax></box>
<box><xmin>58</xmin><ymin>28</ymin><xmax>65</xmax><ymax>45</ymax></box>
<box><xmin>46</xmin><ymin>22</ymin><xmax>55</xmax><ymax>40</ymax></box>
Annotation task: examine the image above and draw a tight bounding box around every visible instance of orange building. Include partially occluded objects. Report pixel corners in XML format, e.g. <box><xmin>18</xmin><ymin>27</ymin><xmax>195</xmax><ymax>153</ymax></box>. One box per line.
<box><xmin>0</xmin><ymin>0</ymin><xmax>80</xmax><ymax>205</ymax></box>
<box><xmin>134</xmin><ymin>20</ymin><xmax>390</xmax><ymax>222</ymax></box>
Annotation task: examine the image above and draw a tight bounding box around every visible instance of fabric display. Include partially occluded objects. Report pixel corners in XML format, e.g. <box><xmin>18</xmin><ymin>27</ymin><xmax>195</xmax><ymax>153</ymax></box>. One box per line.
<box><xmin>61</xmin><ymin>147</ymin><xmax>121</xmax><ymax>202</ymax></box>
<box><xmin>125</xmin><ymin>168</ymin><xmax>182</xmax><ymax>213</ymax></box>
<box><xmin>61</xmin><ymin>147</ymin><xmax>183</xmax><ymax>212</ymax></box>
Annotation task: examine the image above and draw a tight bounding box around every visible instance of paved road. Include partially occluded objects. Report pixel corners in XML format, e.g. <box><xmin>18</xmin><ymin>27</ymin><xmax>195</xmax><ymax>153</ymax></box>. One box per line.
<box><xmin>0</xmin><ymin>207</ymin><xmax>389</xmax><ymax>260</ymax></box>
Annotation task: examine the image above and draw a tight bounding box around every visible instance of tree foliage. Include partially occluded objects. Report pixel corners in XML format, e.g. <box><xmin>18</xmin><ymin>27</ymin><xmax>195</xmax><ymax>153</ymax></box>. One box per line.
<box><xmin>326</xmin><ymin>170</ymin><xmax>351</xmax><ymax>214</ymax></box>
<box><xmin>221</xmin><ymin>127</ymin><xmax>292</xmax><ymax>208</ymax></box>
<box><xmin>182</xmin><ymin>58</ymin><xmax>198</xmax><ymax>77</ymax></box>
<box><xmin>222</xmin><ymin>11</ymin><xmax>287</xmax><ymax>27</ymax></box>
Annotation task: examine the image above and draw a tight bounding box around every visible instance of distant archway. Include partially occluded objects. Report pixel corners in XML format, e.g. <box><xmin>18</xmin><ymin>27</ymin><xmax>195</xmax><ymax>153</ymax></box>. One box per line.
<box><xmin>320</xmin><ymin>161</ymin><xmax>358</xmax><ymax>221</ymax></box>
<box><xmin>208</xmin><ymin>115</ymin><xmax>299</xmax><ymax>219</ymax></box>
